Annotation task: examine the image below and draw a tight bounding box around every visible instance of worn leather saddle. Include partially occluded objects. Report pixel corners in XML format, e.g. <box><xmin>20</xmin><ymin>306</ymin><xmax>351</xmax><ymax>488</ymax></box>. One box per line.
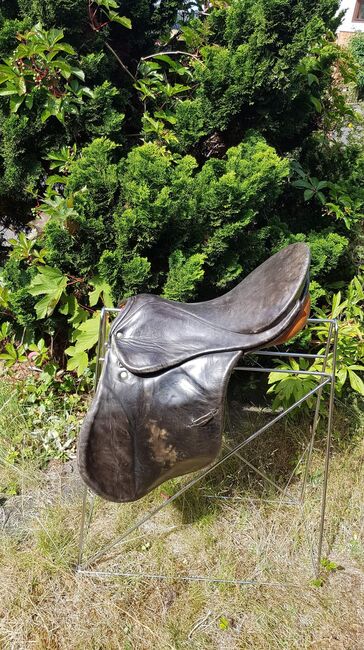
<box><xmin>78</xmin><ymin>243</ymin><xmax>311</xmax><ymax>502</ymax></box>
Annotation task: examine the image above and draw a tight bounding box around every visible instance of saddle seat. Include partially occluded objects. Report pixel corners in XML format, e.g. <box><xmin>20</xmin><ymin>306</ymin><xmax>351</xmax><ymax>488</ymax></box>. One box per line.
<box><xmin>111</xmin><ymin>242</ymin><xmax>310</xmax><ymax>374</ymax></box>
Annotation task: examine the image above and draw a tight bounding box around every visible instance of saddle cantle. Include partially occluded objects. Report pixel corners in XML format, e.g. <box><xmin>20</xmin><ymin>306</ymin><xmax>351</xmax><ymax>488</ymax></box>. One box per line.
<box><xmin>78</xmin><ymin>243</ymin><xmax>311</xmax><ymax>502</ymax></box>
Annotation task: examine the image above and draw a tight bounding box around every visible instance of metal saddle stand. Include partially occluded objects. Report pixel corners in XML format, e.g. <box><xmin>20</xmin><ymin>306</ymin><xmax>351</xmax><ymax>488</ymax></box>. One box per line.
<box><xmin>76</xmin><ymin>310</ymin><xmax>338</xmax><ymax>587</ymax></box>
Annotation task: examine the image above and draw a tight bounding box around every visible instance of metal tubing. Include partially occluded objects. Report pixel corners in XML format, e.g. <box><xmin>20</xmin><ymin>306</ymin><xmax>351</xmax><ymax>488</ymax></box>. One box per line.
<box><xmin>79</xmin><ymin>378</ymin><xmax>330</xmax><ymax>570</ymax></box>
<box><xmin>235</xmin><ymin>367</ymin><xmax>330</xmax><ymax>377</ymax></box>
<box><xmin>77</xmin><ymin>487</ymin><xmax>89</xmax><ymax>568</ymax></box>
<box><xmin>245</xmin><ymin>351</ymin><xmax>325</xmax><ymax>359</ymax></box>
<box><xmin>86</xmin><ymin>494</ymin><xmax>96</xmax><ymax>532</ymax></box>
<box><xmin>94</xmin><ymin>308</ymin><xmax>106</xmax><ymax>388</ymax></box>
<box><xmin>300</xmin><ymin>323</ymin><xmax>334</xmax><ymax>503</ymax></box>
<box><xmin>76</xmin><ymin>569</ymin><xmax>301</xmax><ymax>588</ymax></box>
<box><xmin>307</xmin><ymin>318</ymin><xmax>335</xmax><ymax>323</ymax></box>
<box><xmin>104</xmin><ymin>307</ymin><xmax>123</xmax><ymax>313</ymax></box>
<box><xmin>316</xmin><ymin>321</ymin><xmax>338</xmax><ymax>576</ymax></box>
<box><xmin>77</xmin><ymin>308</ymin><xmax>108</xmax><ymax>566</ymax></box>
<box><xmin>223</xmin><ymin>397</ymin><xmax>292</xmax><ymax>501</ymax></box>
<box><xmin>204</xmin><ymin>495</ymin><xmax>299</xmax><ymax>505</ymax></box>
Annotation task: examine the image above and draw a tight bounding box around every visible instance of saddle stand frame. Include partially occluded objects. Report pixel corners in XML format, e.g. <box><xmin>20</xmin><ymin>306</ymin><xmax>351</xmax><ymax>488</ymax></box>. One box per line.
<box><xmin>76</xmin><ymin>312</ymin><xmax>338</xmax><ymax>587</ymax></box>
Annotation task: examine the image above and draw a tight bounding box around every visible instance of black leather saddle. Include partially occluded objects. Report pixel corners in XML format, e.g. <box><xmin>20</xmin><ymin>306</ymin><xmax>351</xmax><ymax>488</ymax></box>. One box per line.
<box><xmin>78</xmin><ymin>243</ymin><xmax>311</xmax><ymax>502</ymax></box>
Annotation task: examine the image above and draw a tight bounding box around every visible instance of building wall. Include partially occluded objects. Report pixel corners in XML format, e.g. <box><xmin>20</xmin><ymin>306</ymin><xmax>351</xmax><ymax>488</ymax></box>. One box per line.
<box><xmin>337</xmin><ymin>30</ymin><xmax>356</xmax><ymax>45</ymax></box>
<box><xmin>339</xmin><ymin>0</ymin><xmax>364</xmax><ymax>33</ymax></box>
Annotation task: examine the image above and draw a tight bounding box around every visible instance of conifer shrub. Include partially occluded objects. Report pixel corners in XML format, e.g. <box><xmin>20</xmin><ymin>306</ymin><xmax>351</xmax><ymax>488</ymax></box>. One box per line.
<box><xmin>0</xmin><ymin>0</ymin><xmax>362</xmax><ymax>396</ymax></box>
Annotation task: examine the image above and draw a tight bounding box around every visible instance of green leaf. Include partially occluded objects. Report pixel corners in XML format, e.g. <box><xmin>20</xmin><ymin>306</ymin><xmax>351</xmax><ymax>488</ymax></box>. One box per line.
<box><xmin>331</xmin><ymin>291</ymin><xmax>342</xmax><ymax>318</ymax></box>
<box><xmin>46</xmin><ymin>174</ymin><xmax>67</xmax><ymax>186</ymax></box>
<box><xmin>28</xmin><ymin>266</ymin><xmax>67</xmax><ymax>296</ymax></box>
<box><xmin>0</xmin><ymin>64</ymin><xmax>18</xmax><ymax>82</ymax></box>
<box><xmin>18</xmin><ymin>76</ymin><xmax>27</xmax><ymax>95</ymax></box>
<box><xmin>25</xmin><ymin>94</ymin><xmax>34</xmax><ymax>109</ymax></box>
<box><xmin>304</xmin><ymin>189</ymin><xmax>315</xmax><ymax>201</ymax></box>
<box><xmin>164</xmin><ymin>83</ymin><xmax>190</xmax><ymax>97</ymax></box>
<box><xmin>134</xmin><ymin>80</ymin><xmax>157</xmax><ymax>100</ymax></box>
<box><xmin>310</xmin><ymin>96</ymin><xmax>322</xmax><ymax>113</ymax></box>
<box><xmin>41</xmin><ymin>109</ymin><xmax>52</xmax><ymax>123</ymax></box>
<box><xmin>289</xmin><ymin>358</ymin><xmax>300</xmax><ymax>371</ymax></box>
<box><xmin>10</xmin><ymin>96</ymin><xmax>24</xmax><ymax>113</ymax></box>
<box><xmin>348</xmin><ymin>370</ymin><xmax>364</xmax><ymax>395</ymax></box>
<box><xmin>71</xmin><ymin>68</ymin><xmax>85</xmax><ymax>82</ymax></box>
<box><xmin>57</xmin><ymin>43</ymin><xmax>75</xmax><ymax>55</ymax></box>
<box><xmin>219</xmin><ymin>617</ymin><xmax>229</xmax><ymax>630</ymax></box>
<box><xmin>268</xmin><ymin>371</ymin><xmax>290</xmax><ymax>384</ymax></box>
<box><xmin>154</xmin><ymin>110</ymin><xmax>177</xmax><ymax>124</ymax></box>
<box><xmin>89</xmin><ymin>276</ymin><xmax>114</xmax><ymax>308</ymax></box>
<box><xmin>69</xmin><ymin>79</ymin><xmax>80</xmax><ymax>93</ymax></box>
<box><xmin>336</xmin><ymin>367</ymin><xmax>347</xmax><ymax>387</ymax></box>
<box><xmin>59</xmin><ymin>294</ymin><xmax>76</xmax><ymax>316</ymax></box>
<box><xmin>109</xmin><ymin>13</ymin><xmax>132</xmax><ymax>29</ymax></box>
<box><xmin>66</xmin><ymin>349</ymin><xmax>89</xmax><ymax>376</ymax></box>
<box><xmin>82</xmin><ymin>87</ymin><xmax>95</xmax><ymax>99</ymax></box>
<box><xmin>292</xmin><ymin>179</ymin><xmax>311</xmax><ymax>189</ymax></box>
<box><xmin>32</xmin><ymin>294</ymin><xmax>56</xmax><ymax>320</ymax></box>
<box><xmin>316</xmin><ymin>181</ymin><xmax>328</xmax><ymax>190</ymax></box>
<box><xmin>153</xmin><ymin>54</ymin><xmax>181</xmax><ymax>68</ymax></box>
<box><xmin>0</xmin><ymin>343</ymin><xmax>17</xmax><ymax>361</ymax></box>
<box><xmin>69</xmin><ymin>305</ymin><xmax>89</xmax><ymax>327</ymax></box>
<box><xmin>57</xmin><ymin>60</ymin><xmax>72</xmax><ymax>79</ymax></box>
<box><xmin>0</xmin><ymin>88</ymin><xmax>18</xmax><ymax>96</ymax></box>
<box><xmin>307</xmin><ymin>73</ymin><xmax>319</xmax><ymax>86</ymax></box>
<box><xmin>95</xmin><ymin>0</ymin><xmax>119</xmax><ymax>9</ymax></box>
<box><xmin>0</xmin><ymin>343</ymin><xmax>26</xmax><ymax>367</ymax></box>
<box><xmin>28</xmin><ymin>266</ymin><xmax>68</xmax><ymax>319</ymax></box>
<box><xmin>69</xmin><ymin>314</ymin><xmax>101</xmax><ymax>353</ymax></box>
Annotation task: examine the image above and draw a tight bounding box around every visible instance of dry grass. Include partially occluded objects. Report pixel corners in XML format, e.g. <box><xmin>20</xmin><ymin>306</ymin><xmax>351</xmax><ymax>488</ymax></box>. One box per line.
<box><xmin>0</xmin><ymin>387</ymin><xmax>363</xmax><ymax>650</ymax></box>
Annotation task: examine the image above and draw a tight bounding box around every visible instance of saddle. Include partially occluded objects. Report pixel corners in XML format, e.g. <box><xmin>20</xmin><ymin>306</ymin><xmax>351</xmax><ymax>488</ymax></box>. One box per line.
<box><xmin>78</xmin><ymin>243</ymin><xmax>311</xmax><ymax>502</ymax></box>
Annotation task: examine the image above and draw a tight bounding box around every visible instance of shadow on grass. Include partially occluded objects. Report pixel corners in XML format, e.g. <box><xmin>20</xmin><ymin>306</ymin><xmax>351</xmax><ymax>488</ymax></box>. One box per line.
<box><xmin>169</xmin><ymin>399</ymin><xmax>312</xmax><ymax>525</ymax></box>
<box><xmin>169</xmin><ymin>367</ymin><xmax>363</xmax><ymax>526</ymax></box>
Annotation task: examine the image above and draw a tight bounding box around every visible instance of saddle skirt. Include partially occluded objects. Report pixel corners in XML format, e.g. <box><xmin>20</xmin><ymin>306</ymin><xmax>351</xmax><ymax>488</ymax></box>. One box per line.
<box><xmin>78</xmin><ymin>243</ymin><xmax>311</xmax><ymax>502</ymax></box>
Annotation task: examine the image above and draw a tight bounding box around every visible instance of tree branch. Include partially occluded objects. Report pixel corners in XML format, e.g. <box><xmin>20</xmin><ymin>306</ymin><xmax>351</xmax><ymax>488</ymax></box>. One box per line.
<box><xmin>141</xmin><ymin>51</ymin><xmax>201</xmax><ymax>63</ymax></box>
<box><xmin>105</xmin><ymin>41</ymin><xmax>136</xmax><ymax>82</ymax></box>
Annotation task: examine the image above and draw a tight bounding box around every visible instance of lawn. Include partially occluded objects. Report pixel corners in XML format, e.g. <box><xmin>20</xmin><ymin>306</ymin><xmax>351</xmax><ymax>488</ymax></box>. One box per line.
<box><xmin>0</xmin><ymin>382</ymin><xmax>363</xmax><ymax>649</ymax></box>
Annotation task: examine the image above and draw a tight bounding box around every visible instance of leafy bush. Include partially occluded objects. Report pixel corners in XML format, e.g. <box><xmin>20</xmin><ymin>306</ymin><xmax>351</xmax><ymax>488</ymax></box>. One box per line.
<box><xmin>350</xmin><ymin>32</ymin><xmax>364</xmax><ymax>99</ymax></box>
<box><xmin>175</xmin><ymin>0</ymin><xmax>344</xmax><ymax>151</ymax></box>
<box><xmin>267</xmin><ymin>275</ymin><xmax>364</xmax><ymax>409</ymax></box>
<box><xmin>0</xmin><ymin>0</ymin><xmax>362</xmax><ymax>400</ymax></box>
<box><xmin>0</xmin><ymin>374</ymin><xmax>90</xmax><ymax>472</ymax></box>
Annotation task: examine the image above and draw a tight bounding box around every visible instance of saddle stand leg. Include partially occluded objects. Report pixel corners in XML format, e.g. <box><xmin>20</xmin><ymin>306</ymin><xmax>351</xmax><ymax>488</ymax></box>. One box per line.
<box><xmin>300</xmin><ymin>322</ymin><xmax>334</xmax><ymax>504</ymax></box>
<box><xmin>316</xmin><ymin>320</ymin><xmax>338</xmax><ymax>577</ymax></box>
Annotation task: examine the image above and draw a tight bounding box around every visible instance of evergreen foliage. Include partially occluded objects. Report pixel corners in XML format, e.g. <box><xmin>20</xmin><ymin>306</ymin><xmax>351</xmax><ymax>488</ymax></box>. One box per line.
<box><xmin>0</xmin><ymin>0</ymin><xmax>362</xmax><ymax>392</ymax></box>
<box><xmin>176</xmin><ymin>0</ymin><xmax>342</xmax><ymax>151</ymax></box>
